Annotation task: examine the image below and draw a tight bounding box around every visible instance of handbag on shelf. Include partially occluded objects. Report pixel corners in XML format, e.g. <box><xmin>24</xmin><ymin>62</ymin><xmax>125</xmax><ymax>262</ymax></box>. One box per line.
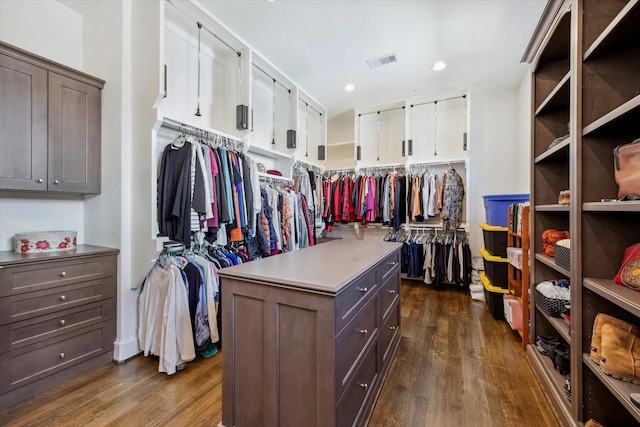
<box><xmin>614</xmin><ymin>243</ymin><xmax>640</xmax><ymax>290</ymax></box>
<box><xmin>613</xmin><ymin>138</ymin><xmax>640</xmax><ymax>199</ymax></box>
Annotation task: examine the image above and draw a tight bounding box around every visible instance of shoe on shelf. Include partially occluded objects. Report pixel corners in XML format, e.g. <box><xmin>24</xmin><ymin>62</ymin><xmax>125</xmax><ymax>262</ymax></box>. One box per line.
<box><xmin>590</xmin><ymin>313</ymin><xmax>640</xmax><ymax>365</ymax></box>
<box><xmin>536</xmin><ymin>336</ymin><xmax>561</xmax><ymax>359</ymax></box>
<box><xmin>600</xmin><ymin>323</ymin><xmax>640</xmax><ymax>385</ymax></box>
<box><xmin>584</xmin><ymin>420</ymin><xmax>603</xmax><ymax>427</ymax></box>
<box><xmin>553</xmin><ymin>345</ymin><xmax>570</xmax><ymax>375</ymax></box>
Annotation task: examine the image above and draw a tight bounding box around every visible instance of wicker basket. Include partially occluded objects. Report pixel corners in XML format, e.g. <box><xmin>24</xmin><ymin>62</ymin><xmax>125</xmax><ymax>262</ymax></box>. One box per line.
<box><xmin>14</xmin><ymin>231</ymin><xmax>77</xmax><ymax>254</ymax></box>
<box><xmin>554</xmin><ymin>244</ymin><xmax>570</xmax><ymax>271</ymax></box>
<box><xmin>535</xmin><ymin>288</ymin><xmax>569</xmax><ymax>318</ymax></box>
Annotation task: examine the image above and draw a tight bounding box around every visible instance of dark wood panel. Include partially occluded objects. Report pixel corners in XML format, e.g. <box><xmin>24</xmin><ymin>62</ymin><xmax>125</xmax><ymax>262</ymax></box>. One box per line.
<box><xmin>534</xmin><ymin>160</ymin><xmax>570</xmax><ymax>206</ymax></box>
<box><xmin>0</xmin><ymin>278</ymin><xmax>115</xmax><ymax>325</ymax></box>
<box><xmin>0</xmin><ymin>255</ymin><xmax>117</xmax><ymax>297</ymax></box>
<box><xmin>582</xmin><ymin>0</ymin><xmax>630</xmax><ymax>54</ymax></box>
<box><xmin>582</xmin><ymin>47</ymin><xmax>640</xmax><ymax>127</ymax></box>
<box><xmin>0</xmin><ymin>299</ymin><xmax>114</xmax><ymax>352</ymax></box>
<box><xmin>534</xmin><ymin>109</ymin><xmax>571</xmax><ymax>157</ymax></box>
<box><xmin>336</xmin><ymin>295</ymin><xmax>378</xmax><ymax>397</ymax></box>
<box><xmin>0</xmin><ymin>53</ymin><xmax>48</xmax><ymax>191</ymax></box>
<box><xmin>229</xmin><ymin>294</ymin><xmax>265</xmax><ymax>427</ymax></box>
<box><xmin>582</xmin><ymin>211</ymin><xmax>640</xmax><ymax>278</ymax></box>
<box><xmin>0</xmin><ymin>322</ymin><xmax>111</xmax><ymax>394</ymax></box>
<box><xmin>48</xmin><ymin>72</ymin><xmax>101</xmax><ymax>194</ymax></box>
<box><xmin>535</xmin><ymin>12</ymin><xmax>571</xmax><ymax>68</ymax></box>
<box><xmin>335</xmin><ymin>268</ymin><xmax>378</xmax><ymax>334</ymax></box>
<box><xmin>535</xmin><ymin>63</ymin><xmax>570</xmax><ymax>111</ymax></box>
<box><xmin>583</xmin><ymin>360</ymin><xmax>640</xmax><ymax>426</ymax></box>
<box><xmin>380</xmin><ymin>301</ymin><xmax>400</xmax><ymax>366</ymax></box>
<box><xmin>277</xmin><ymin>304</ymin><xmax>319</xmax><ymax>427</ymax></box>
<box><xmin>337</xmin><ymin>340</ymin><xmax>379</xmax><ymax>427</ymax></box>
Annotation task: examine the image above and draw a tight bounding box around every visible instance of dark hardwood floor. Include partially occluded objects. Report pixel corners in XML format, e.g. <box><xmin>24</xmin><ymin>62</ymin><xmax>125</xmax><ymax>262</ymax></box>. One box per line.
<box><xmin>0</xmin><ymin>281</ymin><xmax>559</xmax><ymax>427</ymax></box>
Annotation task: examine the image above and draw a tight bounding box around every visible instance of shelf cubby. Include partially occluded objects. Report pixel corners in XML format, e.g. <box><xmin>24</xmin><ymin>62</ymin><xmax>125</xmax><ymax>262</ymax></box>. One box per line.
<box><xmin>583</xmin><ymin>0</ymin><xmax>640</xmax><ymax>61</ymax></box>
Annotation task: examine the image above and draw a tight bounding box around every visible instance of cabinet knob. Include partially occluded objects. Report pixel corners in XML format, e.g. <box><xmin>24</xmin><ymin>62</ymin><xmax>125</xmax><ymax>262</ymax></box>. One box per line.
<box><xmin>54</xmin><ymin>179</ymin><xmax>60</xmax><ymax>185</ymax></box>
<box><xmin>389</xmin><ymin>326</ymin><xmax>397</xmax><ymax>331</ymax></box>
<box><xmin>59</xmin><ymin>353</ymin><xmax>65</xmax><ymax>359</ymax></box>
<box><xmin>60</xmin><ymin>319</ymin><xmax>66</xmax><ymax>326</ymax></box>
<box><xmin>60</xmin><ymin>271</ymin><xmax>67</xmax><ymax>277</ymax></box>
<box><xmin>358</xmin><ymin>383</ymin><xmax>368</xmax><ymax>391</ymax></box>
<box><xmin>388</xmin><ymin>289</ymin><xmax>396</xmax><ymax>294</ymax></box>
<box><xmin>359</xmin><ymin>287</ymin><xmax>368</xmax><ymax>295</ymax></box>
<box><xmin>37</xmin><ymin>178</ymin><xmax>44</xmax><ymax>183</ymax></box>
<box><xmin>389</xmin><ymin>261</ymin><xmax>397</xmax><ymax>266</ymax></box>
<box><xmin>60</xmin><ymin>295</ymin><xmax>66</xmax><ymax>302</ymax></box>
<box><xmin>359</xmin><ymin>329</ymin><xmax>368</xmax><ymax>336</ymax></box>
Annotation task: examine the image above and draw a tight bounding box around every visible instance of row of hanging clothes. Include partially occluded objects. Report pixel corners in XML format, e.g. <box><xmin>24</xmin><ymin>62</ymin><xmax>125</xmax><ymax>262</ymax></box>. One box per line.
<box><xmin>136</xmin><ymin>241</ymin><xmax>219</xmax><ymax>375</ymax></box>
<box><xmin>406</xmin><ymin>165</ymin><xmax>465</xmax><ymax>233</ymax></box>
<box><xmin>322</xmin><ymin>168</ymin><xmax>407</xmax><ymax>233</ymax></box>
<box><xmin>385</xmin><ymin>227</ymin><xmax>472</xmax><ymax>289</ymax></box>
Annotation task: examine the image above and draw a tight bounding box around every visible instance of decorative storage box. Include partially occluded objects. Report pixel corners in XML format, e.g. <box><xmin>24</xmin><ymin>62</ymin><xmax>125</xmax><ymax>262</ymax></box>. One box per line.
<box><xmin>535</xmin><ymin>288</ymin><xmax>569</xmax><ymax>318</ymax></box>
<box><xmin>480</xmin><ymin>222</ymin><xmax>508</xmax><ymax>257</ymax></box>
<box><xmin>479</xmin><ymin>248</ymin><xmax>508</xmax><ymax>289</ymax></box>
<box><xmin>553</xmin><ymin>243</ymin><xmax>571</xmax><ymax>271</ymax></box>
<box><xmin>482</xmin><ymin>193</ymin><xmax>530</xmax><ymax>227</ymax></box>
<box><xmin>14</xmin><ymin>231</ymin><xmax>77</xmax><ymax>253</ymax></box>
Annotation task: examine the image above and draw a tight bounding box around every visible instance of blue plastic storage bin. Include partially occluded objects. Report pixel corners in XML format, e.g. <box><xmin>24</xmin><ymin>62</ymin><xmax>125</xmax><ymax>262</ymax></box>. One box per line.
<box><xmin>483</xmin><ymin>194</ymin><xmax>530</xmax><ymax>227</ymax></box>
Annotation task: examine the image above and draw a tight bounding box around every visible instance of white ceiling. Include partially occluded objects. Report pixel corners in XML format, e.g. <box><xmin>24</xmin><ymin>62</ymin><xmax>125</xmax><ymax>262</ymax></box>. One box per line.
<box><xmin>201</xmin><ymin>0</ymin><xmax>547</xmax><ymax>119</ymax></box>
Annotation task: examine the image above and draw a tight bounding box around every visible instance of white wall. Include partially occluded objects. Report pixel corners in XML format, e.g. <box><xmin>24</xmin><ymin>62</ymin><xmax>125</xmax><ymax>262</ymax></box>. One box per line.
<box><xmin>0</xmin><ymin>0</ymin><xmax>85</xmax><ymax>252</ymax></box>
<box><xmin>467</xmin><ymin>87</ymin><xmax>530</xmax><ymax>256</ymax></box>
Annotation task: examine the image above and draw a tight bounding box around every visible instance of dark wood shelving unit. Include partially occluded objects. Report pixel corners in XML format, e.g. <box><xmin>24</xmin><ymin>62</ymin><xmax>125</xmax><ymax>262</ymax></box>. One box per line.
<box><xmin>525</xmin><ymin>0</ymin><xmax>640</xmax><ymax>425</ymax></box>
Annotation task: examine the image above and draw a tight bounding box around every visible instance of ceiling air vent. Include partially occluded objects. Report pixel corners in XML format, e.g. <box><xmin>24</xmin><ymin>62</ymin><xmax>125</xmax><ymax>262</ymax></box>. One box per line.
<box><xmin>367</xmin><ymin>54</ymin><xmax>398</xmax><ymax>69</ymax></box>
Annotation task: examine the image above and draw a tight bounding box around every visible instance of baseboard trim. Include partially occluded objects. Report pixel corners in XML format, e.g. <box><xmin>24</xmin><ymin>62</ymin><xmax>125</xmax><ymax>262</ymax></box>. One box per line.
<box><xmin>113</xmin><ymin>335</ymin><xmax>141</xmax><ymax>363</ymax></box>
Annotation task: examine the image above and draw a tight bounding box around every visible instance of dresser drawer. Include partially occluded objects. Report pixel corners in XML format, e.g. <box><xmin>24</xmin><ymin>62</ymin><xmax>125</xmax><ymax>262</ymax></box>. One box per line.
<box><xmin>0</xmin><ymin>255</ymin><xmax>116</xmax><ymax>297</ymax></box>
<box><xmin>0</xmin><ymin>321</ymin><xmax>114</xmax><ymax>393</ymax></box>
<box><xmin>379</xmin><ymin>272</ymin><xmax>400</xmax><ymax>321</ymax></box>
<box><xmin>0</xmin><ymin>299</ymin><xmax>114</xmax><ymax>352</ymax></box>
<box><xmin>335</xmin><ymin>268</ymin><xmax>378</xmax><ymax>334</ymax></box>
<box><xmin>336</xmin><ymin>295</ymin><xmax>378</xmax><ymax>398</ymax></box>
<box><xmin>378</xmin><ymin>250</ymin><xmax>400</xmax><ymax>283</ymax></box>
<box><xmin>336</xmin><ymin>340</ymin><xmax>379</xmax><ymax>427</ymax></box>
<box><xmin>0</xmin><ymin>277</ymin><xmax>115</xmax><ymax>325</ymax></box>
<box><xmin>380</xmin><ymin>301</ymin><xmax>401</xmax><ymax>367</ymax></box>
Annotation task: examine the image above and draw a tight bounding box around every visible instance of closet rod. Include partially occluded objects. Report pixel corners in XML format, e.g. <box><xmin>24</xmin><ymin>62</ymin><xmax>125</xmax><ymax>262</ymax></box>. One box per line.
<box><xmin>410</xmin><ymin>94</ymin><xmax>466</xmax><ymax>109</ymax></box>
<box><xmin>359</xmin><ymin>106</ymin><xmax>404</xmax><ymax>117</ymax></box>
<box><xmin>253</xmin><ymin>64</ymin><xmax>291</xmax><ymax>92</ymax></box>
<box><xmin>408</xmin><ymin>159</ymin><xmax>466</xmax><ymax>168</ymax></box>
<box><xmin>166</xmin><ymin>0</ymin><xmax>241</xmax><ymax>57</ymax></box>
<box><xmin>294</xmin><ymin>160</ymin><xmax>322</xmax><ymax>174</ymax></box>
<box><xmin>160</xmin><ymin>117</ymin><xmax>244</xmax><ymax>146</ymax></box>
<box><xmin>405</xmin><ymin>223</ymin><xmax>467</xmax><ymax>231</ymax></box>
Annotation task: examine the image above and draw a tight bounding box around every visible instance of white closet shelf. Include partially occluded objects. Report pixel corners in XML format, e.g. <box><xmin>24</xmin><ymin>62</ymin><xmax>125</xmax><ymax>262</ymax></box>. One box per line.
<box><xmin>248</xmin><ymin>145</ymin><xmax>293</xmax><ymax>160</ymax></box>
<box><xmin>258</xmin><ymin>171</ymin><xmax>293</xmax><ymax>183</ymax></box>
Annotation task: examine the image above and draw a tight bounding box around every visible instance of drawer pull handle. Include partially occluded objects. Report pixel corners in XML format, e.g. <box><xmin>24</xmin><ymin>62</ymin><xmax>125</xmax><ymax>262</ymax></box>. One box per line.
<box><xmin>60</xmin><ymin>271</ymin><xmax>67</xmax><ymax>277</ymax></box>
<box><xmin>37</xmin><ymin>178</ymin><xmax>44</xmax><ymax>183</ymax></box>
<box><xmin>60</xmin><ymin>319</ymin><xmax>66</xmax><ymax>326</ymax></box>
<box><xmin>359</xmin><ymin>329</ymin><xmax>368</xmax><ymax>336</ymax></box>
<box><xmin>59</xmin><ymin>353</ymin><xmax>65</xmax><ymax>359</ymax></box>
<box><xmin>60</xmin><ymin>295</ymin><xmax>66</xmax><ymax>302</ymax></box>
<box><xmin>388</xmin><ymin>289</ymin><xmax>396</xmax><ymax>294</ymax></box>
<box><xmin>389</xmin><ymin>326</ymin><xmax>397</xmax><ymax>331</ymax></box>
<box><xmin>358</xmin><ymin>382</ymin><xmax>368</xmax><ymax>391</ymax></box>
<box><xmin>359</xmin><ymin>287</ymin><xmax>368</xmax><ymax>295</ymax></box>
<box><xmin>389</xmin><ymin>261</ymin><xmax>397</xmax><ymax>266</ymax></box>
<box><xmin>54</xmin><ymin>179</ymin><xmax>60</xmax><ymax>185</ymax></box>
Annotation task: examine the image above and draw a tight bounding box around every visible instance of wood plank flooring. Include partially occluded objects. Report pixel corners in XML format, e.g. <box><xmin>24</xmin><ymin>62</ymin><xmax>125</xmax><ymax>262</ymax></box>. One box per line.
<box><xmin>0</xmin><ymin>281</ymin><xmax>560</xmax><ymax>427</ymax></box>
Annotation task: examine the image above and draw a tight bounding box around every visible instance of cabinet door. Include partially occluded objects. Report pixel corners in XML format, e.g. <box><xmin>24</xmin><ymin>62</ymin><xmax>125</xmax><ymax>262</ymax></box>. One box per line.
<box><xmin>0</xmin><ymin>54</ymin><xmax>48</xmax><ymax>191</ymax></box>
<box><xmin>48</xmin><ymin>73</ymin><xmax>101</xmax><ymax>194</ymax></box>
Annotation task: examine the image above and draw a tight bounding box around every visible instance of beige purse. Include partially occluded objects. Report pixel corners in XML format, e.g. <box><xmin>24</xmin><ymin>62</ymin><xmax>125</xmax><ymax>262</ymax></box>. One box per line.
<box><xmin>614</xmin><ymin>138</ymin><xmax>640</xmax><ymax>199</ymax></box>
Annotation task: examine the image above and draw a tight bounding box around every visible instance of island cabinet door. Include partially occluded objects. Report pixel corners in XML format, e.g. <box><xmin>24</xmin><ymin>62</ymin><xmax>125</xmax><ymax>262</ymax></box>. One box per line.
<box><xmin>221</xmin><ymin>278</ymin><xmax>336</xmax><ymax>427</ymax></box>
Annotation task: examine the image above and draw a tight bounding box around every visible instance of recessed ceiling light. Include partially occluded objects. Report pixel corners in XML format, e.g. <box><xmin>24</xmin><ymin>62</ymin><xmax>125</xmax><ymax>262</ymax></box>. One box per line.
<box><xmin>344</xmin><ymin>83</ymin><xmax>355</xmax><ymax>92</ymax></box>
<box><xmin>432</xmin><ymin>61</ymin><xmax>447</xmax><ymax>71</ymax></box>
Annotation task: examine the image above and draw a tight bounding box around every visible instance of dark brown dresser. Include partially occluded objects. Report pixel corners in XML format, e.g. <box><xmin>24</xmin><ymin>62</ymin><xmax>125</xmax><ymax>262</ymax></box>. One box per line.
<box><xmin>218</xmin><ymin>240</ymin><xmax>402</xmax><ymax>427</ymax></box>
<box><xmin>0</xmin><ymin>245</ymin><xmax>118</xmax><ymax>410</ymax></box>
